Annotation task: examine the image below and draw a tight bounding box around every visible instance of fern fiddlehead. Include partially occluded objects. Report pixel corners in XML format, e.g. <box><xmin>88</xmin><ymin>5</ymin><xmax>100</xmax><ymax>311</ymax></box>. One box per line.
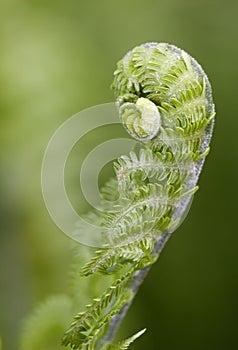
<box><xmin>62</xmin><ymin>42</ymin><xmax>215</xmax><ymax>349</ymax></box>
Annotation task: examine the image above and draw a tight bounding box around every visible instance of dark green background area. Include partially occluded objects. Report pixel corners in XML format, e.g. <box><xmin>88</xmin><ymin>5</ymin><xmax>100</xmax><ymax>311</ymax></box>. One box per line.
<box><xmin>0</xmin><ymin>0</ymin><xmax>237</xmax><ymax>349</ymax></box>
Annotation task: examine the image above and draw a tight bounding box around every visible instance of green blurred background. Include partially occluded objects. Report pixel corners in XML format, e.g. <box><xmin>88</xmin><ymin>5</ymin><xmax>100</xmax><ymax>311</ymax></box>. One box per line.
<box><xmin>0</xmin><ymin>0</ymin><xmax>238</xmax><ymax>349</ymax></box>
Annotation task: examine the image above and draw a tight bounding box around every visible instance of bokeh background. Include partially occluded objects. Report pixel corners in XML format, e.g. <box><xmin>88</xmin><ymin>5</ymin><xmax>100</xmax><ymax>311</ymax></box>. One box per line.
<box><xmin>1</xmin><ymin>0</ymin><xmax>238</xmax><ymax>349</ymax></box>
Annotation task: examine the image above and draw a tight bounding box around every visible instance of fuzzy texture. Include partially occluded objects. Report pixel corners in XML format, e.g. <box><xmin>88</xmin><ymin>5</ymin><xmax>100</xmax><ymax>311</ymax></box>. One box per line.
<box><xmin>62</xmin><ymin>42</ymin><xmax>215</xmax><ymax>349</ymax></box>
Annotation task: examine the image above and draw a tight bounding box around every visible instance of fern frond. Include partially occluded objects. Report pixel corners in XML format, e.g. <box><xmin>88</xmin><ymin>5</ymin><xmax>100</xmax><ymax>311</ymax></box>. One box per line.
<box><xmin>114</xmin><ymin>148</ymin><xmax>193</xmax><ymax>195</ymax></box>
<box><xmin>62</xmin><ymin>267</ymin><xmax>137</xmax><ymax>350</ymax></box>
<box><xmin>61</xmin><ymin>42</ymin><xmax>215</xmax><ymax>350</ymax></box>
<box><xmin>17</xmin><ymin>42</ymin><xmax>215</xmax><ymax>350</ymax></box>
<box><xmin>101</xmin><ymin>182</ymin><xmax>194</xmax><ymax>243</ymax></box>
<box><xmin>81</xmin><ymin>230</ymin><xmax>159</xmax><ymax>276</ymax></box>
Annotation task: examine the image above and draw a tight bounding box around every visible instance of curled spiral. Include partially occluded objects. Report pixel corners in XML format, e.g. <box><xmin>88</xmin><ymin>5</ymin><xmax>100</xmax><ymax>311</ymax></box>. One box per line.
<box><xmin>62</xmin><ymin>43</ymin><xmax>215</xmax><ymax>350</ymax></box>
<box><xmin>118</xmin><ymin>97</ymin><xmax>161</xmax><ymax>141</ymax></box>
<box><xmin>112</xmin><ymin>42</ymin><xmax>214</xmax><ymax>142</ymax></box>
<box><xmin>105</xmin><ymin>42</ymin><xmax>215</xmax><ymax>244</ymax></box>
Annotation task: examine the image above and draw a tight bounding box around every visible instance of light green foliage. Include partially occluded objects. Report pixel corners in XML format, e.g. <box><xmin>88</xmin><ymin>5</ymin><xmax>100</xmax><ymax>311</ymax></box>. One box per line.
<box><xmin>62</xmin><ymin>267</ymin><xmax>135</xmax><ymax>349</ymax></box>
<box><xmin>20</xmin><ymin>42</ymin><xmax>215</xmax><ymax>350</ymax></box>
<box><xmin>100</xmin><ymin>329</ymin><xmax>146</xmax><ymax>350</ymax></box>
<box><xmin>62</xmin><ymin>43</ymin><xmax>215</xmax><ymax>349</ymax></box>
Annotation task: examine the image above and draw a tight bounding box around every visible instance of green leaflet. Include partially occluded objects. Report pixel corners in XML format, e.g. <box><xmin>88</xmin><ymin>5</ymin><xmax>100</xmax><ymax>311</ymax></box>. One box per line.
<box><xmin>80</xmin><ymin>232</ymin><xmax>159</xmax><ymax>276</ymax></box>
<box><xmin>100</xmin><ymin>329</ymin><xmax>146</xmax><ymax>350</ymax></box>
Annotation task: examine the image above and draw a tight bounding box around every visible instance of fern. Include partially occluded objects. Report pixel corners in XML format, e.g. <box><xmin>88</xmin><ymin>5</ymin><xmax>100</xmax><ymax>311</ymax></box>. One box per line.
<box><xmin>20</xmin><ymin>42</ymin><xmax>215</xmax><ymax>350</ymax></box>
<box><xmin>62</xmin><ymin>42</ymin><xmax>215</xmax><ymax>349</ymax></box>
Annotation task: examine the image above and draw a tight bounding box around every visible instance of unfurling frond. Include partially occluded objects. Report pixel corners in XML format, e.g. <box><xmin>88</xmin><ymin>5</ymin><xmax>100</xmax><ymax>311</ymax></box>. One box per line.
<box><xmin>62</xmin><ymin>42</ymin><xmax>215</xmax><ymax>349</ymax></box>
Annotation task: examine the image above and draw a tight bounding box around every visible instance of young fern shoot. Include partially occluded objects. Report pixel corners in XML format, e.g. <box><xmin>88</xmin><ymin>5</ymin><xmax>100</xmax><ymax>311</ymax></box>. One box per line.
<box><xmin>62</xmin><ymin>42</ymin><xmax>215</xmax><ymax>350</ymax></box>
